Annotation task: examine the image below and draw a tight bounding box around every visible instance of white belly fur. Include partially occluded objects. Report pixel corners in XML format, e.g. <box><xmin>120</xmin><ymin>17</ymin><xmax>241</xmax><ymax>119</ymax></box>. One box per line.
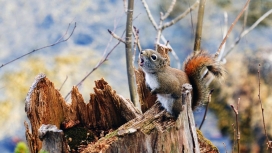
<box><xmin>145</xmin><ymin>72</ymin><xmax>174</xmax><ymax>114</ymax></box>
<box><xmin>145</xmin><ymin>73</ymin><xmax>158</xmax><ymax>89</ymax></box>
<box><xmin>157</xmin><ymin>94</ymin><xmax>174</xmax><ymax>114</ymax></box>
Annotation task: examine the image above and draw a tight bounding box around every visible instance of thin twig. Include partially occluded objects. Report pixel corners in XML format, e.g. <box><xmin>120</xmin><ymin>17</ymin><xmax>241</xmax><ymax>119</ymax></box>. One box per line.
<box><xmin>230</xmin><ymin>98</ymin><xmax>240</xmax><ymax>153</ymax></box>
<box><xmin>0</xmin><ymin>22</ymin><xmax>76</xmax><ymax>69</ymax></box>
<box><xmin>161</xmin><ymin>0</ymin><xmax>177</xmax><ymax>20</ymax></box>
<box><xmin>216</xmin><ymin>12</ymin><xmax>228</xmax><ymax>61</ymax></box>
<box><xmin>232</xmin><ymin>123</ymin><xmax>236</xmax><ymax>153</ymax></box>
<box><xmin>133</xmin><ymin>26</ymin><xmax>142</xmax><ymax>52</ymax></box>
<box><xmin>65</xmin><ymin>15</ymin><xmax>124</xmax><ymax>100</ymax></box>
<box><xmin>59</xmin><ymin>76</ymin><xmax>68</xmax><ymax>91</ymax></box>
<box><xmin>162</xmin><ymin>1</ymin><xmax>199</xmax><ymax>30</ymax></box>
<box><xmin>156</xmin><ymin>12</ymin><xmax>164</xmax><ymax>46</ymax></box>
<box><xmin>193</xmin><ymin>0</ymin><xmax>206</xmax><ymax>54</ymax></box>
<box><xmin>216</xmin><ymin>0</ymin><xmax>250</xmax><ymax>56</ymax></box>
<box><xmin>140</xmin><ymin>0</ymin><xmax>158</xmax><ymax>29</ymax></box>
<box><xmin>199</xmin><ymin>89</ymin><xmax>213</xmax><ymax>130</ymax></box>
<box><xmin>187</xmin><ymin>0</ymin><xmax>195</xmax><ymax>41</ymax></box>
<box><xmin>64</xmin><ymin>31</ymin><xmax>125</xmax><ymax>100</ymax></box>
<box><xmin>224</xmin><ymin>8</ymin><xmax>272</xmax><ymax>57</ymax></box>
<box><xmin>257</xmin><ymin>64</ymin><xmax>272</xmax><ymax>151</ymax></box>
<box><xmin>108</xmin><ymin>29</ymin><xmax>126</xmax><ymax>43</ymax></box>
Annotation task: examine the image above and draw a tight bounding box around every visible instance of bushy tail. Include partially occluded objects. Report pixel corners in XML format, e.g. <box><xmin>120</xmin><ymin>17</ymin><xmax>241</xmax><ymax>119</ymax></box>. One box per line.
<box><xmin>184</xmin><ymin>51</ymin><xmax>222</xmax><ymax>109</ymax></box>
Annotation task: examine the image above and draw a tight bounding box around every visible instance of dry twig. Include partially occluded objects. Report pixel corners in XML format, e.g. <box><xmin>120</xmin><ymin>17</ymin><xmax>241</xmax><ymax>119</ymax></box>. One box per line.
<box><xmin>108</xmin><ymin>29</ymin><xmax>126</xmax><ymax>43</ymax></box>
<box><xmin>64</xmin><ymin>31</ymin><xmax>125</xmax><ymax>100</ymax></box>
<box><xmin>230</xmin><ymin>98</ymin><xmax>240</xmax><ymax>153</ymax></box>
<box><xmin>141</xmin><ymin>0</ymin><xmax>199</xmax><ymax>48</ymax></box>
<box><xmin>161</xmin><ymin>0</ymin><xmax>176</xmax><ymax>20</ymax></box>
<box><xmin>232</xmin><ymin>123</ymin><xmax>236</xmax><ymax>153</ymax></box>
<box><xmin>0</xmin><ymin>22</ymin><xmax>76</xmax><ymax>69</ymax></box>
<box><xmin>59</xmin><ymin>75</ymin><xmax>68</xmax><ymax>91</ymax></box>
<box><xmin>132</xmin><ymin>26</ymin><xmax>142</xmax><ymax>52</ymax></box>
<box><xmin>257</xmin><ymin>64</ymin><xmax>272</xmax><ymax>151</ymax></box>
<box><xmin>216</xmin><ymin>0</ymin><xmax>250</xmax><ymax>56</ymax></box>
<box><xmin>224</xmin><ymin>8</ymin><xmax>272</xmax><ymax>57</ymax></box>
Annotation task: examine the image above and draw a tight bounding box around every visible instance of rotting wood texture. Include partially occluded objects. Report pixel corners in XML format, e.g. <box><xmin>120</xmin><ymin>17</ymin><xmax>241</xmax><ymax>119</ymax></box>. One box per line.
<box><xmin>25</xmin><ymin>75</ymin><xmax>141</xmax><ymax>152</ymax></box>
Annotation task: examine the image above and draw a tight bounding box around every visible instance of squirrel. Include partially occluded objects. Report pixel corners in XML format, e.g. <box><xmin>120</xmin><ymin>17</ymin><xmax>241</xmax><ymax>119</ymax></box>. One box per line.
<box><xmin>139</xmin><ymin>49</ymin><xmax>222</xmax><ymax>117</ymax></box>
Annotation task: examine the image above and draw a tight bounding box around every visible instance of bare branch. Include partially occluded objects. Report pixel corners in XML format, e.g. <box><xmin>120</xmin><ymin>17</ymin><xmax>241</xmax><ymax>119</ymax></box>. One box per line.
<box><xmin>65</xmin><ymin>31</ymin><xmax>125</xmax><ymax>100</ymax></box>
<box><xmin>156</xmin><ymin>12</ymin><xmax>164</xmax><ymax>46</ymax></box>
<box><xmin>108</xmin><ymin>29</ymin><xmax>126</xmax><ymax>43</ymax></box>
<box><xmin>59</xmin><ymin>76</ymin><xmax>68</xmax><ymax>91</ymax></box>
<box><xmin>257</xmin><ymin>64</ymin><xmax>272</xmax><ymax>150</ymax></box>
<box><xmin>216</xmin><ymin>0</ymin><xmax>250</xmax><ymax>56</ymax></box>
<box><xmin>216</xmin><ymin>12</ymin><xmax>228</xmax><ymax>61</ymax></box>
<box><xmin>0</xmin><ymin>22</ymin><xmax>76</xmax><ymax>69</ymax></box>
<box><xmin>193</xmin><ymin>0</ymin><xmax>206</xmax><ymax>54</ymax></box>
<box><xmin>162</xmin><ymin>1</ymin><xmax>199</xmax><ymax>30</ymax></box>
<box><xmin>125</xmin><ymin>0</ymin><xmax>138</xmax><ymax>105</ymax></box>
<box><xmin>140</xmin><ymin>0</ymin><xmax>158</xmax><ymax>29</ymax></box>
<box><xmin>232</xmin><ymin>123</ymin><xmax>236</xmax><ymax>153</ymax></box>
<box><xmin>230</xmin><ymin>98</ymin><xmax>240</xmax><ymax>153</ymax></box>
<box><xmin>224</xmin><ymin>8</ymin><xmax>272</xmax><ymax>57</ymax></box>
<box><xmin>132</xmin><ymin>26</ymin><xmax>142</xmax><ymax>52</ymax></box>
<box><xmin>161</xmin><ymin>0</ymin><xmax>177</xmax><ymax>20</ymax></box>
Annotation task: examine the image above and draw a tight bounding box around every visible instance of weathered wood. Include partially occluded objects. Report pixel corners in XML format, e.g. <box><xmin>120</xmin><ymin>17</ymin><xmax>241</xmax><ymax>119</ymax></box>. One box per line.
<box><xmin>25</xmin><ymin>75</ymin><xmax>140</xmax><ymax>152</ymax></box>
<box><xmin>38</xmin><ymin>124</ymin><xmax>68</xmax><ymax>153</ymax></box>
<box><xmin>25</xmin><ymin>73</ymin><xmax>218</xmax><ymax>152</ymax></box>
<box><xmin>82</xmin><ymin>84</ymin><xmax>201</xmax><ymax>153</ymax></box>
<box><xmin>25</xmin><ymin>74</ymin><xmax>70</xmax><ymax>152</ymax></box>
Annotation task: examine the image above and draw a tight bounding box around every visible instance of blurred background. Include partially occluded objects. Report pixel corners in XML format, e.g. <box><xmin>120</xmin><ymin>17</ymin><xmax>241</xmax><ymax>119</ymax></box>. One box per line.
<box><xmin>0</xmin><ymin>0</ymin><xmax>272</xmax><ymax>152</ymax></box>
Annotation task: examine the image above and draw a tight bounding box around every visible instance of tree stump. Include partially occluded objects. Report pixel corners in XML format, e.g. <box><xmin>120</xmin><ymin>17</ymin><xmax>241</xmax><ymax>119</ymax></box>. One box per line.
<box><xmin>24</xmin><ymin>74</ymin><xmax>218</xmax><ymax>152</ymax></box>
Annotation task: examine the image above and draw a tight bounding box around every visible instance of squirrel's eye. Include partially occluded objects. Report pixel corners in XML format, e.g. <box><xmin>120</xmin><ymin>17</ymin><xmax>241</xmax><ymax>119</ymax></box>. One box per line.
<box><xmin>151</xmin><ymin>54</ymin><xmax>157</xmax><ymax>61</ymax></box>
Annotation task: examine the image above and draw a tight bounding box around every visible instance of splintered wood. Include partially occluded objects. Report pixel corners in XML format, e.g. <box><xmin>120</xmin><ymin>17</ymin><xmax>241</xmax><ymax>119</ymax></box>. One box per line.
<box><xmin>25</xmin><ymin>76</ymin><xmax>140</xmax><ymax>152</ymax></box>
<box><xmin>83</xmin><ymin>84</ymin><xmax>201</xmax><ymax>153</ymax></box>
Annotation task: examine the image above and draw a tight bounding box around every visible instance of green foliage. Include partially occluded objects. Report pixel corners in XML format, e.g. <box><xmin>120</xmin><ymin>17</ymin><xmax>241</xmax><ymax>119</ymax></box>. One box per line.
<box><xmin>14</xmin><ymin>142</ymin><xmax>29</xmax><ymax>153</ymax></box>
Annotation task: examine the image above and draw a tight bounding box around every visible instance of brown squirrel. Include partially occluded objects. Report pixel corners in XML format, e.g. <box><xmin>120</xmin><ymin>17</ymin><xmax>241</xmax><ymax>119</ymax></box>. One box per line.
<box><xmin>139</xmin><ymin>49</ymin><xmax>222</xmax><ymax>117</ymax></box>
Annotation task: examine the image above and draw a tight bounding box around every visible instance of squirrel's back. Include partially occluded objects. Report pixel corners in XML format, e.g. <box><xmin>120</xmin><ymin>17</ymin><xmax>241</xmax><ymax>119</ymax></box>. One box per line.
<box><xmin>184</xmin><ymin>51</ymin><xmax>222</xmax><ymax>109</ymax></box>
